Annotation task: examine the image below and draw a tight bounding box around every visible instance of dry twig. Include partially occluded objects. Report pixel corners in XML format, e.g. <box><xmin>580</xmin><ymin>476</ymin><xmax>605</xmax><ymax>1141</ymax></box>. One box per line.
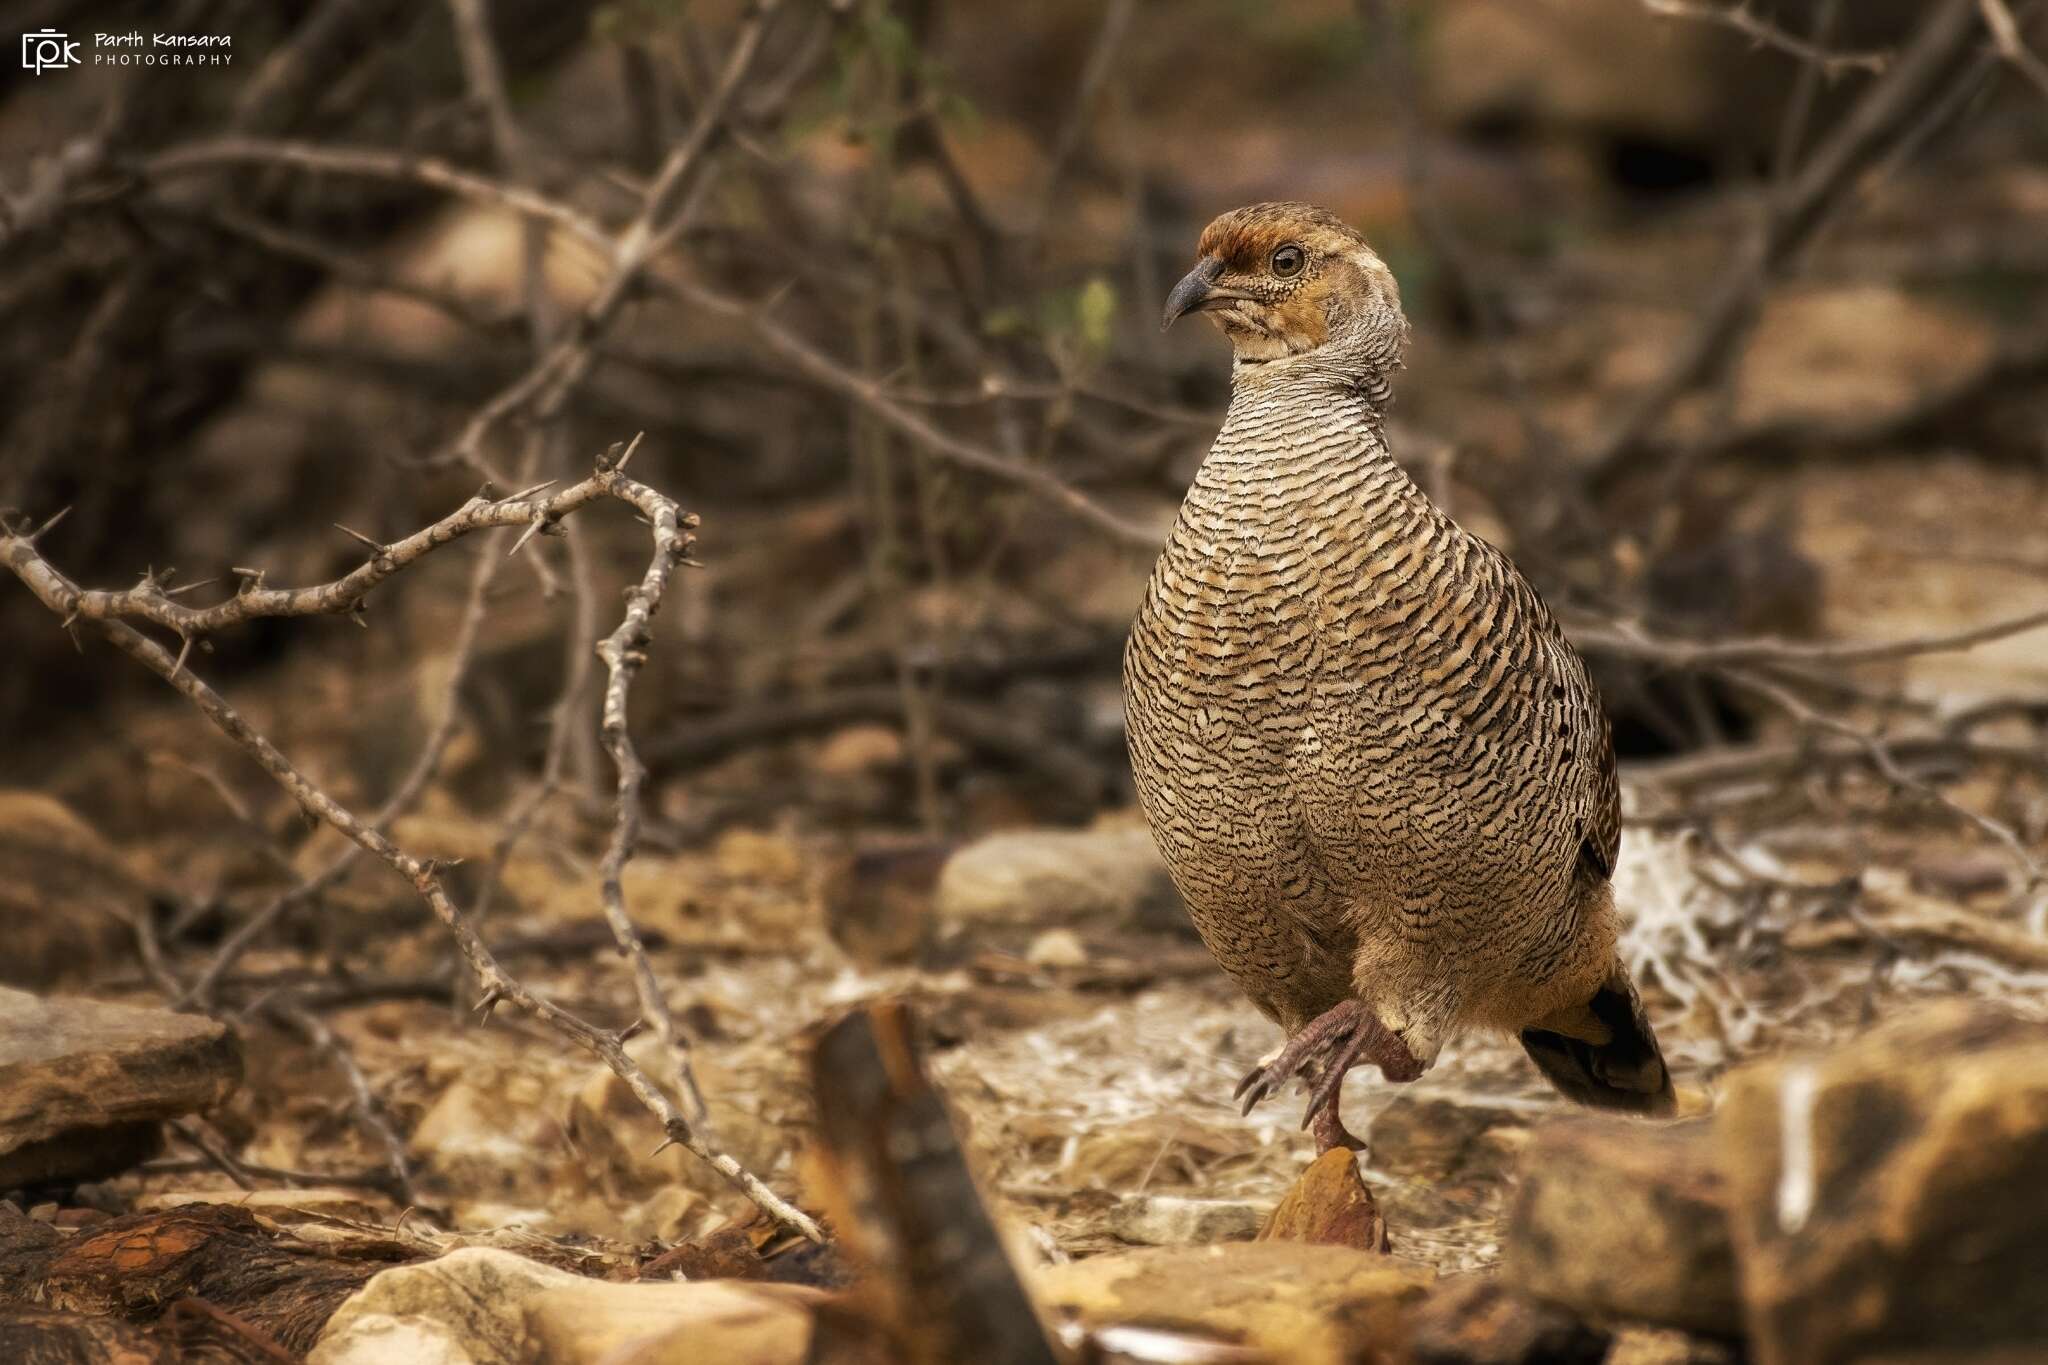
<box><xmin>1642</xmin><ymin>0</ymin><xmax>1893</xmax><ymax>76</ymax></box>
<box><xmin>0</xmin><ymin>447</ymin><xmax>823</xmax><ymax>1243</ymax></box>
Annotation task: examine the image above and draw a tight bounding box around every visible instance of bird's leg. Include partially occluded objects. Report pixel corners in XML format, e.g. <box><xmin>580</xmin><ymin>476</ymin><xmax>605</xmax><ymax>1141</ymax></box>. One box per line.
<box><xmin>1299</xmin><ymin>1012</ymin><xmax>1421</xmax><ymax>1134</ymax></box>
<box><xmin>1308</xmin><ymin>1100</ymin><xmax>1366</xmax><ymax>1153</ymax></box>
<box><xmin>1234</xmin><ymin>999</ymin><xmax>1422</xmax><ymax>1131</ymax></box>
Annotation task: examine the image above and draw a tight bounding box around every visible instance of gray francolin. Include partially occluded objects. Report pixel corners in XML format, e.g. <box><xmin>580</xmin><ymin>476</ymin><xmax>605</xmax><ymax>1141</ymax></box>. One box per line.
<box><xmin>1124</xmin><ymin>203</ymin><xmax>1674</xmax><ymax>1151</ymax></box>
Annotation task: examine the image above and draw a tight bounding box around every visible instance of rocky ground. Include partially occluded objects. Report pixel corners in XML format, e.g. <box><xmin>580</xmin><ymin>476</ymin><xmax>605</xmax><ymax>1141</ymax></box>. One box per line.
<box><xmin>5</xmin><ymin>1</ymin><xmax>2048</xmax><ymax>1360</ymax></box>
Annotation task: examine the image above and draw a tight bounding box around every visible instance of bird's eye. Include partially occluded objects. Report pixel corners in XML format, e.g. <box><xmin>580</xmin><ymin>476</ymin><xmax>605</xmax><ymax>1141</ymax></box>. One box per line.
<box><xmin>1270</xmin><ymin>245</ymin><xmax>1306</xmax><ymax>278</ymax></box>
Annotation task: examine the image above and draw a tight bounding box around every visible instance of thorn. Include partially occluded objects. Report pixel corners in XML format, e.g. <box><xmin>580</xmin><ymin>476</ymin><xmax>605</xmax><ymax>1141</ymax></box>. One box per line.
<box><xmin>599</xmin><ymin>432</ymin><xmax>645</xmax><ymax>473</ymax></box>
<box><xmin>505</xmin><ymin>479</ymin><xmax>558</xmax><ymax>503</ymax></box>
<box><xmin>170</xmin><ymin>634</ymin><xmax>193</xmax><ymax>680</ymax></box>
<box><xmin>163</xmin><ymin>577</ymin><xmax>218</xmax><ymax>598</ymax></box>
<box><xmin>649</xmin><ymin>1137</ymin><xmax>681</xmax><ymax>1159</ymax></box>
<box><xmin>474</xmin><ymin>986</ymin><xmax>505</xmax><ymax>1023</ymax></box>
<box><xmin>334</xmin><ymin>523</ymin><xmax>384</xmax><ymax>555</ymax></box>
<box><xmin>27</xmin><ymin>506</ymin><xmax>71</xmax><ymax>543</ymax></box>
<box><xmin>617</xmin><ymin>1017</ymin><xmax>647</xmax><ymax>1044</ymax></box>
<box><xmin>508</xmin><ymin>517</ymin><xmax>549</xmax><ymax>558</ymax></box>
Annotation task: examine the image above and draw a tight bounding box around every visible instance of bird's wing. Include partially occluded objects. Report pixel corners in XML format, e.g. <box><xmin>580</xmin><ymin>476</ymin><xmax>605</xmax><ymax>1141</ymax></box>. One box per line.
<box><xmin>1515</xmin><ymin>561</ymin><xmax>1621</xmax><ymax>883</ymax></box>
<box><xmin>1317</xmin><ymin>522</ymin><xmax>1619</xmax><ymax>888</ymax></box>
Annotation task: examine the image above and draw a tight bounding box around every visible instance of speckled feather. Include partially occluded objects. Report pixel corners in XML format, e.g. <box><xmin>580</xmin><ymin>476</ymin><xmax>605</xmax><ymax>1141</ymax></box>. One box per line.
<box><xmin>1126</xmin><ymin>204</ymin><xmax>1668</xmax><ymax>1113</ymax></box>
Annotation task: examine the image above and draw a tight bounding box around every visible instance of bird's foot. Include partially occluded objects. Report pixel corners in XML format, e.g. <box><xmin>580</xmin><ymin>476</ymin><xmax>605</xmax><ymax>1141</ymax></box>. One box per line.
<box><xmin>1233</xmin><ymin>1000</ymin><xmax>1421</xmax><ymax>1137</ymax></box>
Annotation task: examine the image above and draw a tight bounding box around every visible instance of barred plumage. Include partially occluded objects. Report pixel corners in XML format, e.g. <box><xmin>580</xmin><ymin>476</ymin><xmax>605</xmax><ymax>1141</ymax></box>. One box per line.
<box><xmin>1126</xmin><ymin>203</ymin><xmax>1671</xmax><ymax>1148</ymax></box>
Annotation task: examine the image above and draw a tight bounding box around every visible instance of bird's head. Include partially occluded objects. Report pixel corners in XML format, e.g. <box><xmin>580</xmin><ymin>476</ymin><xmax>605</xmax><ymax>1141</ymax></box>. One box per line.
<box><xmin>1162</xmin><ymin>202</ymin><xmax>1406</xmax><ymax>388</ymax></box>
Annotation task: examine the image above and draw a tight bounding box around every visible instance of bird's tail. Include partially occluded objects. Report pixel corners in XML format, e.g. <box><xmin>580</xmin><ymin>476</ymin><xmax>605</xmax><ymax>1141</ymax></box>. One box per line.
<box><xmin>1519</xmin><ymin>963</ymin><xmax>1675</xmax><ymax>1115</ymax></box>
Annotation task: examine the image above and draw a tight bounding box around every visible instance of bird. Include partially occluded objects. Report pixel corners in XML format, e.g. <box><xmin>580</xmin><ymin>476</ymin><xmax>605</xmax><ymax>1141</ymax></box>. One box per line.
<box><xmin>1123</xmin><ymin>202</ymin><xmax>1674</xmax><ymax>1152</ymax></box>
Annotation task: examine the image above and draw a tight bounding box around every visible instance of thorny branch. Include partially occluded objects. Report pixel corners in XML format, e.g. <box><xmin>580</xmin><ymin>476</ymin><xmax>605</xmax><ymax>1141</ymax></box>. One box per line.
<box><xmin>0</xmin><ymin>445</ymin><xmax>824</xmax><ymax>1244</ymax></box>
<box><xmin>1641</xmin><ymin>0</ymin><xmax>1894</xmax><ymax>76</ymax></box>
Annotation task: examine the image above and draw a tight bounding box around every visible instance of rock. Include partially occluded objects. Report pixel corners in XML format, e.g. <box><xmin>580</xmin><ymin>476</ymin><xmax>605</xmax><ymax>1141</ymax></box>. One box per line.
<box><xmin>1259</xmin><ymin>1149</ymin><xmax>1390</xmax><ymax>1253</ymax></box>
<box><xmin>1606</xmin><ymin>1328</ymin><xmax>1745</xmax><ymax>1365</ymax></box>
<box><xmin>1025</xmin><ymin>927</ymin><xmax>1089</xmax><ymax>969</ymax></box>
<box><xmin>1406</xmin><ymin>1276</ymin><xmax>1610</xmax><ymax>1365</ymax></box>
<box><xmin>409</xmin><ymin>1074</ymin><xmax>554</xmax><ymax>1198</ymax></box>
<box><xmin>935</xmin><ymin>822</ymin><xmax>1189</xmax><ymax>939</ymax></box>
<box><xmin>812</xmin><ymin>723</ymin><xmax>905</xmax><ymax>776</ymax></box>
<box><xmin>565</xmin><ymin>1040</ymin><xmax>788</xmax><ymax>1214</ymax></box>
<box><xmin>0</xmin><ymin>987</ymin><xmax>241</xmax><ymax>1189</ymax></box>
<box><xmin>309</xmin><ymin>1246</ymin><xmax>821</xmax><ymax>1365</ymax></box>
<box><xmin>1735</xmin><ymin>286</ymin><xmax>1994</xmax><ymax>434</ymax></box>
<box><xmin>1110</xmin><ymin>1194</ymin><xmax>1262</xmax><ymax>1246</ymax></box>
<box><xmin>1715</xmin><ymin>1002</ymin><xmax>2048</xmax><ymax>1365</ymax></box>
<box><xmin>1369</xmin><ymin>1096</ymin><xmax>1529</xmax><ymax>1190</ymax></box>
<box><xmin>819</xmin><ymin>840</ymin><xmax>949</xmax><ymax>967</ymax></box>
<box><xmin>1033</xmin><ymin>1242</ymin><xmax>1433</xmax><ymax>1365</ymax></box>
<box><xmin>1426</xmin><ymin>0</ymin><xmax>1754</xmax><ymax>147</ymax></box>
<box><xmin>1367</xmin><ymin>1094</ymin><xmax>1531</xmax><ymax>1255</ymax></box>
<box><xmin>0</xmin><ymin>791</ymin><xmax>147</xmax><ymax>989</ymax></box>
<box><xmin>1502</xmin><ymin>1117</ymin><xmax>1737</xmax><ymax>1338</ymax></box>
<box><xmin>1425</xmin><ymin>0</ymin><xmax>1926</xmax><ymax>155</ymax></box>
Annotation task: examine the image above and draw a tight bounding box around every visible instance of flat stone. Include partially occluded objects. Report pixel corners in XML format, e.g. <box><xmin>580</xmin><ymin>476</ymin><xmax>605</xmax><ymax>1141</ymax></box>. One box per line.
<box><xmin>1716</xmin><ymin>1001</ymin><xmax>2048</xmax><ymax>1365</ymax></box>
<box><xmin>0</xmin><ymin>987</ymin><xmax>240</xmax><ymax>1189</ymax></box>
<box><xmin>309</xmin><ymin>1246</ymin><xmax>821</xmax><ymax>1365</ymax></box>
<box><xmin>1110</xmin><ymin>1194</ymin><xmax>1262</xmax><ymax>1246</ymax></box>
<box><xmin>1259</xmin><ymin>1148</ymin><xmax>1390</xmax><ymax>1253</ymax></box>
<box><xmin>0</xmin><ymin>791</ymin><xmax>146</xmax><ymax>989</ymax></box>
<box><xmin>934</xmin><ymin>822</ymin><xmax>1189</xmax><ymax>937</ymax></box>
<box><xmin>1034</xmin><ymin>1242</ymin><xmax>1433</xmax><ymax>1365</ymax></box>
<box><xmin>1502</xmin><ymin>1117</ymin><xmax>1736</xmax><ymax>1338</ymax></box>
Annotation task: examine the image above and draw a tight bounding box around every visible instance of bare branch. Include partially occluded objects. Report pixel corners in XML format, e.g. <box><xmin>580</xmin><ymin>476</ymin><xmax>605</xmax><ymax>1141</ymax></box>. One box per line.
<box><xmin>1643</xmin><ymin>0</ymin><xmax>1893</xmax><ymax>76</ymax></box>
<box><xmin>0</xmin><ymin>452</ymin><xmax>823</xmax><ymax>1245</ymax></box>
<box><xmin>1573</xmin><ymin>602</ymin><xmax>2048</xmax><ymax>670</ymax></box>
<box><xmin>1978</xmin><ymin>0</ymin><xmax>2048</xmax><ymax>98</ymax></box>
<box><xmin>658</xmin><ymin>272</ymin><xmax>1159</xmax><ymax>548</ymax></box>
<box><xmin>2</xmin><ymin>481</ymin><xmax>592</xmax><ymax>640</ymax></box>
<box><xmin>593</xmin><ymin>434</ymin><xmax>711</xmax><ymax>1128</ymax></box>
<box><xmin>144</xmin><ymin>138</ymin><xmax>617</xmax><ymax>257</ymax></box>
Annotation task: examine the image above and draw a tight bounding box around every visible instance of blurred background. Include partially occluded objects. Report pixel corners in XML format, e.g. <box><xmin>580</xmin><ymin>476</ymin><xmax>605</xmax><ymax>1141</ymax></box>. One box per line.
<box><xmin>2</xmin><ymin>0</ymin><xmax>2047</xmax><ymax>1323</ymax></box>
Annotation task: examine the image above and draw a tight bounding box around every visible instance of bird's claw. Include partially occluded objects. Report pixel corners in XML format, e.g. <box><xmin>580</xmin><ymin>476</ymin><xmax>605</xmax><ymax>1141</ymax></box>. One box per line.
<box><xmin>1234</xmin><ymin>1000</ymin><xmax>1421</xmax><ymax>1131</ymax></box>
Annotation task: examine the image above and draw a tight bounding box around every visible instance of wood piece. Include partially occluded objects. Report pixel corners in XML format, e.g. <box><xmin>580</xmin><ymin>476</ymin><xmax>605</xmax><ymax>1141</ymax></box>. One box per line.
<box><xmin>808</xmin><ymin>1002</ymin><xmax>1060</xmax><ymax>1365</ymax></box>
<box><xmin>4</xmin><ymin>1203</ymin><xmax>415</xmax><ymax>1354</ymax></box>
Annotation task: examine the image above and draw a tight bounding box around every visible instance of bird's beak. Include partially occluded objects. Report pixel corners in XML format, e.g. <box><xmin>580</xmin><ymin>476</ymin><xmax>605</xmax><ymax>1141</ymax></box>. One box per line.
<box><xmin>1161</xmin><ymin>256</ymin><xmax>1227</xmax><ymax>331</ymax></box>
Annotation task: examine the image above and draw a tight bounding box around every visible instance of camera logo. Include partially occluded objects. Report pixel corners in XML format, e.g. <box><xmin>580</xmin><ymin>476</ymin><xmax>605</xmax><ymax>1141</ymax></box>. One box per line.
<box><xmin>22</xmin><ymin>29</ymin><xmax>81</xmax><ymax>73</ymax></box>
